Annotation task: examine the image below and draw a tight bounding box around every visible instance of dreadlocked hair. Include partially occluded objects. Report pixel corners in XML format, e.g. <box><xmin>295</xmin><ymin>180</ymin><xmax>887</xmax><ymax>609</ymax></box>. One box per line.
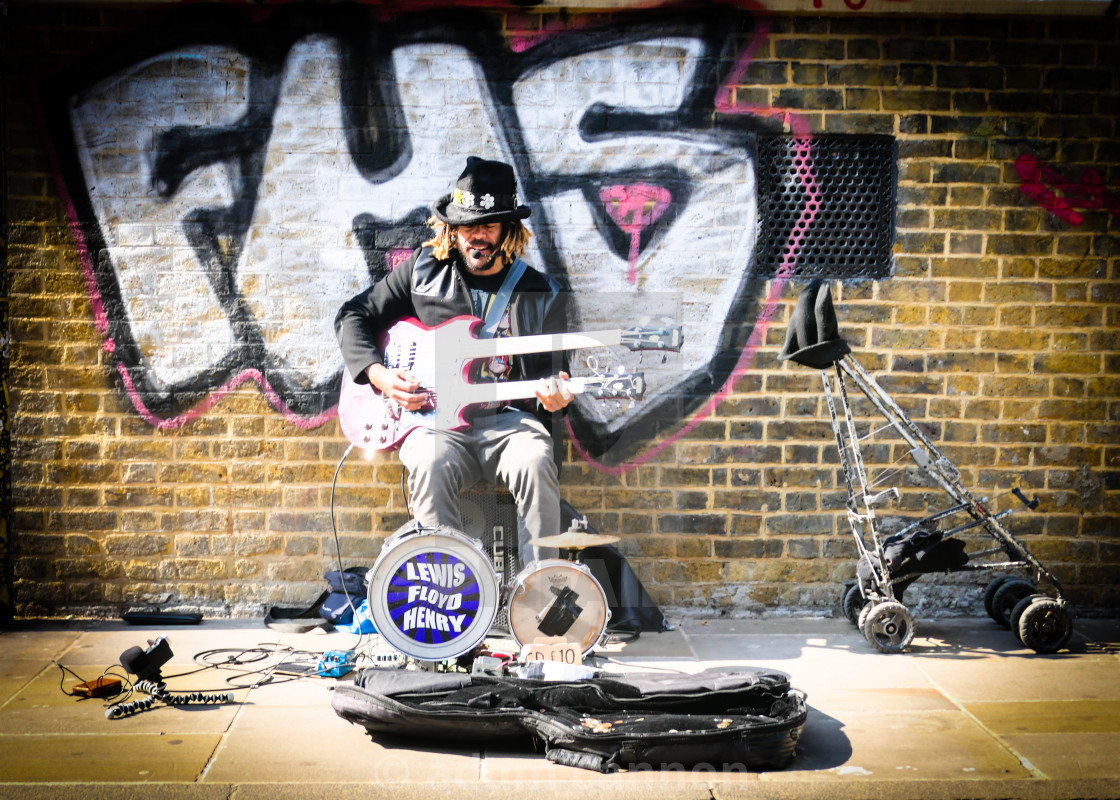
<box><xmin>423</xmin><ymin>216</ymin><xmax>533</xmax><ymax>262</ymax></box>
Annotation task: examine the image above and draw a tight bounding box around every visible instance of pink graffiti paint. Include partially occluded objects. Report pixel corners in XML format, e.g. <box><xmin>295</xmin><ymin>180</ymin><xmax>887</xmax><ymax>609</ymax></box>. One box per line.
<box><xmin>115</xmin><ymin>361</ymin><xmax>336</xmax><ymax>432</ymax></box>
<box><xmin>812</xmin><ymin>0</ymin><xmax>910</xmax><ymax>7</ymax></box>
<box><xmin>599</xmin><ymin>184</ymin><xmax>672</xmax><ymax>285</ymax></box>
<box><xmin>571</xmin><ymin>132</ymin><xmax>821</xmax><ymax>475</ymax></box>
<box><xmin>1015</xmin><ymin>154</ymin><xmax>1120</xmax><ymax>226</ymax></box>
<box><xmin>572</xmin><ymin>1</ymin><xmax>824</xmax><ymax>475</ymax></box>
<box><xmin>386</xmin><ymin>247</ymin><xmax>413</xmax><ymax>272</ymax></box>
<box><xmin>714</xmin><ymin>2</ymin><xmax>771</xmax><ymax>115</ymax></box>
<box><xmin>45</xmin><ymin>169</ymin><xmax>338</xmax><ymax>431</ymax></box>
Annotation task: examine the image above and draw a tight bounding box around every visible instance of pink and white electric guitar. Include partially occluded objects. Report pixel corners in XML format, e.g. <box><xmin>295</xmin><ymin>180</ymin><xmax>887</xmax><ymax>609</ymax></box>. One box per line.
<box><xmin>338</xmin><ymin>315</ymin><xmax>682</xmax><ymax>452</ymax></box>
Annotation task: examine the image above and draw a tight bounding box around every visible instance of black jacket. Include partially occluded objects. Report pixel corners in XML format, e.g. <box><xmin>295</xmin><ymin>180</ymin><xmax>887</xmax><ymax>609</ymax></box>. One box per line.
<box><xmin>334</xmin><ymin>245</ymin><xmax>570</xmax><ymax>426</ymax></box>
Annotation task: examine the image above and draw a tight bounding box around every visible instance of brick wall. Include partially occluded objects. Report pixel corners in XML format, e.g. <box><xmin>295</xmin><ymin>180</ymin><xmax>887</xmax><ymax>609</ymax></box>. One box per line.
<box><xmin>4</xmin><ymin>2</ymin><xmax>1118</xmax><ymax>620</ymax></box>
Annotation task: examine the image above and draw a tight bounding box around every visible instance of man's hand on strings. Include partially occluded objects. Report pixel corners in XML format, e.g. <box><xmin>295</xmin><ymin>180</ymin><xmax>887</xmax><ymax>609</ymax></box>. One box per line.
<box><xmin>536</xmin><ymin>372</ymin><xmax>574</xmax><ymax>414</ymax></box>
<box><xmin>367</xmin><ymin>364</ymin><xmax>431</xmax><ymax>411</ymax></box>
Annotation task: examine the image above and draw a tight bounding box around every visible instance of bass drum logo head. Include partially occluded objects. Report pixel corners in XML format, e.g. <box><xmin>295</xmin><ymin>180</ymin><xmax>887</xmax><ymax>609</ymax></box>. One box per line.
<box><xmin>367</xmin><ymin>524</ymin><xmax>499</xmax><ymax>661</ymax></box>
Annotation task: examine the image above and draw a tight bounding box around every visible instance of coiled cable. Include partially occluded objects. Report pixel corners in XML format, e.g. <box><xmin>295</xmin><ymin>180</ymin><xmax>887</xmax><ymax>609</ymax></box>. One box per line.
<box><xmin>106</xmin><ymin>678</ymin><xmax>235</xmax><ymax>719</ymax></box>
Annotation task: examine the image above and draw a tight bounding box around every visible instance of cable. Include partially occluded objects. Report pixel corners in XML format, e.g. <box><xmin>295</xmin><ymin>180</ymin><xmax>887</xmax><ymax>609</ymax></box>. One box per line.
<box><xmin>328</xmin><ymin>443</ymin><xmax>361</xmax><ymax>623</ymax></box>
<box><xmin>52</xmin><ymin>661</ymin><xmax>90</xmax><ymax>696</ymax></box>
<box><xmin>52</xmin><ymin>661</ymin><xmax>129</xmax><ymax>701</ymax></box>
<box><xmin>325</xmin><ymin>441</ymin><xmax>387</xmax><ymax>663</ymax></box>
<box><xmin>105</xmin><ymin>696</ymin><xmax>156</xmax><ymax>719</ymax></box>
<box><xmin>105</xmin><ymin>676</ymin><xmax>236</xmax><ymax>720</ymax></box>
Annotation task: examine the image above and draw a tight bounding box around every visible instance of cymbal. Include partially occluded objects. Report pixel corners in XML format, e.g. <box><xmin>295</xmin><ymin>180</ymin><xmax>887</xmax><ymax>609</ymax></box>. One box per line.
<box><xmin>529</xmin><ymin>531</ymin><xmax>621</xmax><ymax>549</ymax></box>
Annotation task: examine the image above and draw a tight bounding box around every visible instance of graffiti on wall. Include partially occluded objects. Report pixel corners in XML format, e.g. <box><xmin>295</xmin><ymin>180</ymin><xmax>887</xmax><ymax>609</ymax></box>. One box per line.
<box><xmin>1015</xmin><ymin>155</ymin><xmax>1120</xmax><ymax>227</ymax></box>
<box><xmin>37</xmin><ymin>5</ymin><xmax>896</xmax><ymax>466</ymax></box>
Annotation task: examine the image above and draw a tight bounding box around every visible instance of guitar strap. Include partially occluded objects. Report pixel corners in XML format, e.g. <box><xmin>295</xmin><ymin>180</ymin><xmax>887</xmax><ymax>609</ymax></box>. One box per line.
<box><xmin>480</xmin><ymin>258</ymin><xmax>528</xmax><ymax>338</ymax></box>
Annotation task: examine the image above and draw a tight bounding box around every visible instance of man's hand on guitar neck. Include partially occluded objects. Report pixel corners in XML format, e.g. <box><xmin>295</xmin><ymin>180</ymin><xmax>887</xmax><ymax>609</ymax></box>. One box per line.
<box><xmin>536</xmin><ymin>372</ymin><xmax>574</xmax><ymax>414</ymax></box>
<box><xmin>365</xmin><ymin>364</ymin><xmax>432</xmax><ymax>412</ymax></box>
<box><xmin>365</xmin><ymin>361</ymin><xmax>572</xmax><ymax>415</ymax></box>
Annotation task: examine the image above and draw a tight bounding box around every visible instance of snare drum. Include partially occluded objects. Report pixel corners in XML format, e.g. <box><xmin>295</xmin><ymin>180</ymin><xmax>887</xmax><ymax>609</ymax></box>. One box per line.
<box><xmin>367</xmin><ymin>521</ymin><xmax>500</xmax><ymax>661</ymax></box>
<box><xmin>506</xmin><ymin>559</ymin><xmax>611</xmax><ymax>656</ymax></box>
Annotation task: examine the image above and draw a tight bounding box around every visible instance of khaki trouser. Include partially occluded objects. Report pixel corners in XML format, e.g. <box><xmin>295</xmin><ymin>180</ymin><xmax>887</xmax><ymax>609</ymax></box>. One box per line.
<box><xmin>397</xmin><ymin>409</ymin><xmax>560</xmax><ymax>563</ymax></box>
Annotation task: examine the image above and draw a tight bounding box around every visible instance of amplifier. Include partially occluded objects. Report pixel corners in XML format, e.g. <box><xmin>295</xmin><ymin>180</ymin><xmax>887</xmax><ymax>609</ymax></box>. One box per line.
<box><xmin>459</xmin><ymin>487</ymin><xmax>520</xmax><ymax>631</ymax></box>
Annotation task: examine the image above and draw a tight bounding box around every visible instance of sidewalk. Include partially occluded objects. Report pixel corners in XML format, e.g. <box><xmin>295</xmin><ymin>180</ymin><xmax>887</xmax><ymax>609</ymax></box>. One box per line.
<box><xmin>1</xmin><ymin>614</ymin><xmax>1118</xmax><ymax>800</ymax></box>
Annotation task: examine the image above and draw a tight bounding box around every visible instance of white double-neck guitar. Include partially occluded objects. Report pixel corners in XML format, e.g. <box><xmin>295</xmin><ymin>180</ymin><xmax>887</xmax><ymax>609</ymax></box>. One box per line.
<box><xmin>338</xmin><ymin>315</ymin><xmax>682</xmax><ymax>452</ymax></box>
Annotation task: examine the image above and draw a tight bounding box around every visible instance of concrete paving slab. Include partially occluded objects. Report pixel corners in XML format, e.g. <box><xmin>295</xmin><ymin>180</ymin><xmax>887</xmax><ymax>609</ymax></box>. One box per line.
<box><xmin>909</xmin><ymin>616</ymin><xmax>1120</xmax><ymax>658</ymax></box>
<box><xmin>0</xmin><ymin>629</ymin><xmax>83</xmax><ymax>662</ymax></box>
<box><xmin>911</xmin><ymin>653</ymin><xmax>1120</xmax><ymax>703</ymax></box>
<box><xmin>0</xmin><ymin>732</ymin><xmax>221</xmax><ymax>782</ymax></box>
<box><xmin>806</xmin><ymin>686</ymin><xmax>956</xmax><ymax>714</ymax></box>
<box><xmin>0</xmin><ymin>664</ymin><xmax>245</xmax><ymax>736</ymax></box>
<box><xmin>0</xmin><ymin>786</ymin><xmax>233</xmax><ymax>800</ymax></box>
<box><xmin>232</xmin><ymin>782</ymin><xmax>719</xmax><ymax>800</ymax></box>
<box><xmin>710</xmin><ymin>778</ymin><xmax>1120</xmax><ymax>800</ymax></box>
<box><xmin>769</xmin><ymin>709</ymin><xmax>1030</xmax><ymax>781</ymax></box>
<box><xmin>680</xmin><ymin>631</ymin><xmax>935</xmax><ymax>693</ymax></box>
<box><xmin>8</xmin><ymin>779</ymin><xmax>1120</xmax><ymax>800</ymax></box>
<box><xmin>595</xmin><ymin>628</ymin><xmax>692</xmax><ymax>659</ymax></box>
<box><xmin>479</xmin><ymin>744</ymin><xmax>764</xmax><ymax>783</ymax></box>
<box><xmin>2</xmin><ymin>616</ymin><xmax>1118</xmax><ymax>799</ymax></box>
<box><xmin>202</xmin><ymin>704</ymin><xmax>481</xmax><ymax>783</ymax></box>
<box><xmin>240</xmin><ymin>672</ymin><xmax>345</xmax><ymax>707</ymax></box>
<box><xmin>965</xmin><ymin>700</ymin><xmax>1120</xmax><ymax>734</ymax></box>
<box><xmin>53</xmin><ymin>622</ymin><xmax>332</xmax><ymax>668</ymax></box>
<box><xmin>0</xmin><ymin>660</ymin><xmax>53</xmax><ymax>707</ymax></box>
<box><xmin>1003</xmin><ymin>733</ymin><xmax>1120</xmax><ymax>780</ymax></box>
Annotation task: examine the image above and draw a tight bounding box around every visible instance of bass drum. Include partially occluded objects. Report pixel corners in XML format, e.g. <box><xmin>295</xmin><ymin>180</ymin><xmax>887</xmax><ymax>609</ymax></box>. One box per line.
<box><xmin>367</xmin><ymin>521</ymin><xmax>499</xmax><ymax>661</ymax></box>
<box><xmin>506</xmin><ymin>559</ymin><xmax>611</xmax><ymax>656</ymax></box>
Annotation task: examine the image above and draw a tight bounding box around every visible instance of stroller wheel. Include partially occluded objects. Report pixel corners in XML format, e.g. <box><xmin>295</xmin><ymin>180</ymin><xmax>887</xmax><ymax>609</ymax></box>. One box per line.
<box><xmin>1009</xmin><ymin>594</ymin><xmax>1049</xmax><ymax>644</ymax></box>
<box><xmin>842</xmin><ymin>584</ymin><xmax>867</xmax><ymax>627</ymax></box>
<box><xmin>982</xmin><ymin>575</ymin><xmax>1016</xmax><ymax>622</ymax></box>
<box><xmin>990</xmin><ymin>579</ymin><xmax>1035</xmax><ymax>629</ymax></box>
<box><xmin>1018</xmin><ymin>599</ymin><xmax>1074</xmax><ymax>654</ymax></box>
<box><xmin>861</xmin><ymin>601</ymin><xmax>915</xmax><ymax>654</ymax></box>
<box><xmin>857</xmin><ymin>600</ymin><xmax>875</xmax><ymax>631</ymax></box>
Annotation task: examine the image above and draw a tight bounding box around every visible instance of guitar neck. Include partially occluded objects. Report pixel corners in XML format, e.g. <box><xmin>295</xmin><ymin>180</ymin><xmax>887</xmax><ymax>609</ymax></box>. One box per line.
<box><xmin>455</xmin><ymin>377</ymin><xmax>591</xmax><ymax>406</ymax></box>
<box><xmin>457</xmin><ymin>329</ymin><xmax>622</xmax><ymax>360</ymax></box>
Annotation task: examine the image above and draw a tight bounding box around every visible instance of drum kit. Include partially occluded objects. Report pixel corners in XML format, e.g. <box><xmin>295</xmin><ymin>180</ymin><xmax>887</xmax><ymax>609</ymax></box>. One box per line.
<box><xmin>366</xmin><ymin>518</ymin><xmax>619</xmax><ymax>663</ymax></box>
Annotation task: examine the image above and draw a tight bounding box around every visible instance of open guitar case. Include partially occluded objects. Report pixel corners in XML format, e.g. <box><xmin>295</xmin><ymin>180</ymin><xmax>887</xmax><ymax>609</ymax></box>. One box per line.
<box><xmin>331</xmin><ymin>666</ymin><xmax>808</xmax><ymax>773</ymax></box>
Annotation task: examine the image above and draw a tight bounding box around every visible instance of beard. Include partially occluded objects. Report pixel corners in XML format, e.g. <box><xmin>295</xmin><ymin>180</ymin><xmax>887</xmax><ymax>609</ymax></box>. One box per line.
<box><xmin>455</xmin><ymin>231</ymin><xmax>504</xmax><ymax>274</ymax></box>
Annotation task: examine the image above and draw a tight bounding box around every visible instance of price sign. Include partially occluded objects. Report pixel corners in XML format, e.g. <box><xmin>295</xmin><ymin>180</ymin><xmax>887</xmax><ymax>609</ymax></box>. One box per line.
<box><xmin>521</xmin><ymin>636</ymin><xmax>581</xmax><ymax>665</ymax></box>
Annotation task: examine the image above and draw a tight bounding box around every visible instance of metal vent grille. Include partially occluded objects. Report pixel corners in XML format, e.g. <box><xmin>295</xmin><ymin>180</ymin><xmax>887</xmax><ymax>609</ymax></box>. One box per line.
<box><xmin>754</xmin><ymin>134</ymin><xmax>897</xmax><ymax>280</ymax></box>
<box><xmin>459</xmin><ymin>487</ymin><xmax>520</xmax><ymax>631</ymax></box>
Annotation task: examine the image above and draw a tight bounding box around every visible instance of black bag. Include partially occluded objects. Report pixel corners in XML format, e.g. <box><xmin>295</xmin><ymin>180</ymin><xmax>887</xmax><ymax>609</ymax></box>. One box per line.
<box><xmin>319</xmin><ymin>567</ymin><xmax>368</xmax><ymax>624</ymax></box>
<box><xmin>558</xmin><ymin>501</ymin><xmax>670</xmax><ymax>636</ymax></box>
<box><xmin>331</xmin><ymin>667</ymin><xmax>807</xmax><ymax>773</ymax></box>
<box><xmin>881</xmin><ymin>526</ymin><xmax>969</xmax><ymax>577</ymax></box>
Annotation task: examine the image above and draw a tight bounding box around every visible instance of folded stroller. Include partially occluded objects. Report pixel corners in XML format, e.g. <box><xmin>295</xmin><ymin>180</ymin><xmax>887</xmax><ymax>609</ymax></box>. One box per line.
<box><xmin>779</xmin><ymin>281</ymin><xmax>1074</xmax><ymax>654</ymax></box>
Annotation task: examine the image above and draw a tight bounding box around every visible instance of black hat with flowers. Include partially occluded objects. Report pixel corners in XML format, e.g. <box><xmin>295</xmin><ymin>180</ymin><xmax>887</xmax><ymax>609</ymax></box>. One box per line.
<box><xmin>431</xmin><ymin>156</ymin><xmax>531</xmax><ymax>226</ymax></box>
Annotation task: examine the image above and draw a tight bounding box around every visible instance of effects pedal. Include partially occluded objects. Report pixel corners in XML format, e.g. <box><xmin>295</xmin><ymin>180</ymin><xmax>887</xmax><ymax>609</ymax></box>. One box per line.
<box><xmin>317</xmin><ymin>650</ymin><xmax>355</xmax><ymax>678</ymax></box>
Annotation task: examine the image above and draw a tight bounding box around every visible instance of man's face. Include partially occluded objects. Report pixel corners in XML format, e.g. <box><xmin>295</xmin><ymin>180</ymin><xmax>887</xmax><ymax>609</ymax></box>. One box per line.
<box><xmin>454</xmin><ymin>223</ymin><xmax>504</xmax><ymax>274</ymax></box>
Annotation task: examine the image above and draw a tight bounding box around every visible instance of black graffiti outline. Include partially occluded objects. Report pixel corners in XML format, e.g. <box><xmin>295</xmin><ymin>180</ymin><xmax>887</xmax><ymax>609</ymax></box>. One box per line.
<box><xmin>35</xmin><ymin>4</ymin><xmax>887</xmax><ymax>464</ymax></box>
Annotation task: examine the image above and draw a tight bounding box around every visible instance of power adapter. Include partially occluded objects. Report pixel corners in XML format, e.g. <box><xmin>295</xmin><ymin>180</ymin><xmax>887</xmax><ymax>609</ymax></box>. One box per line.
<box><xmin>73</xmin><ymin>677</ymin><xmax>123</xmax><ymax>698</ymax></box>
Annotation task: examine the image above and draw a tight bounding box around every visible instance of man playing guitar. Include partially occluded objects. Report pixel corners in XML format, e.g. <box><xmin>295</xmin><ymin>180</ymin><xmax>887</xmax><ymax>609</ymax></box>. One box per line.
<box><xmin>335</xmin><ymin>157</ymin><xmax>573</xmax><ymax>562</ymax></box>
